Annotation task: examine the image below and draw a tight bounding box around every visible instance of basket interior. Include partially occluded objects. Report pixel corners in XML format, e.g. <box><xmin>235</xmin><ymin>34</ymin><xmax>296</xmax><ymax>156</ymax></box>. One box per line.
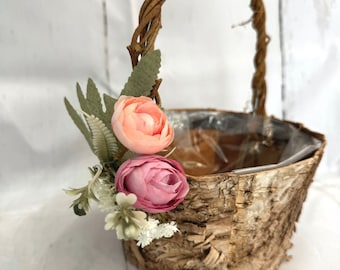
<box><xmin>166</xmin><ymin>110</ymin><xmax>321</xmax><ymax>176</ymax></box>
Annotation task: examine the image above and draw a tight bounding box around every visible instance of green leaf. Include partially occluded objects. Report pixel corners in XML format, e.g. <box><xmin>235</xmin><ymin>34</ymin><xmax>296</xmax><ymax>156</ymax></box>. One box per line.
<box><xmin>121</xmin><ymin>49</ymin><xmax>161</xmax><ymax>97</ymax></box>
<box><xmin>76</xmin><ymin>80</ymin><xmax>116</xmax><ymax>132</ymax></box>
<box><xmin>66</xmin><ymin>80</ymin><xmax>119</xmax><ymax>159</ymax></box>
<box><xmin>64</xmin><ymin>97</ymin><xmax>93</xmax><ymax>151</ymax></box>
<box><xmin>103</xmin><ymin>93</ymin><xmax>117</xmax><ymax>130</ymax></box>
<box><xmin>76</xmin><ymin>83</ymin><xmax>91</xmax><ymax>114</ymax></box>
<box><xmin>86</xmin><ymin>79</ymin><xmax>106</xmax><ymax>121</ymax></box>
<box><xmin>85</xmin><ymin>114</ymin><xmax>119</xmax><ymax>163</ymax></box>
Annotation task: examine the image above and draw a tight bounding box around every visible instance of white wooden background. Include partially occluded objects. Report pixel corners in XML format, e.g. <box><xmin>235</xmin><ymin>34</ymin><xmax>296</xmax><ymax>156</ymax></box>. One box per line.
<box><xmin>0</xmin><ymin>0</ymin><xmax>339</xmax><ymax>269</ymax></box>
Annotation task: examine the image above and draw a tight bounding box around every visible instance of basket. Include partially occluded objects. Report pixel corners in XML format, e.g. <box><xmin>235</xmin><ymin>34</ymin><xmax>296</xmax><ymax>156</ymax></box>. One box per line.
<box><xmin>122</xmin><ymin>1</ymin><xmax>326</xmax><ymax>269</ymax></box>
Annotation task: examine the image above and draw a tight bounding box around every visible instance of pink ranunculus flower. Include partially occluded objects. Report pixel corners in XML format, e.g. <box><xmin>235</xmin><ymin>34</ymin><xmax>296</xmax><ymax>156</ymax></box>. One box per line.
<box><xmin>115</xmin><ymin>155</ymin><xmax>189</xmax><ymax>213</ymax></box>
<box><xmin>111</xmin><ymin>95</ymin><xmax>174</xmax><ymax>154</ymax></box>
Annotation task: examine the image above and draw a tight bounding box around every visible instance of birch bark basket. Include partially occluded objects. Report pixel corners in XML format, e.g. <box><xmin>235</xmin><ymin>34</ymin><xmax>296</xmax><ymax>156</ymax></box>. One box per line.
<box><xmin>122</xmin><ymin>0</ymin><xmax>326</xmax><ymax>269</ymax></box>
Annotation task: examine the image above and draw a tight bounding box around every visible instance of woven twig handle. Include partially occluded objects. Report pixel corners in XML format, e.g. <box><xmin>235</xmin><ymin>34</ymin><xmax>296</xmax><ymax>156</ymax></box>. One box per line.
<box><xmin>127</xmin><ymin>0</ymin><xmax>268</xmax><ymax>116</ymax></box>
<box><xmin>250</xmin><ymin>0</ymin><xmax>267</xmax><ymax>115</ymax></box>
<box><xmin>127</xmin><ymin>0</ymin><xmax>165</xmax><ymax>105</ymax></box>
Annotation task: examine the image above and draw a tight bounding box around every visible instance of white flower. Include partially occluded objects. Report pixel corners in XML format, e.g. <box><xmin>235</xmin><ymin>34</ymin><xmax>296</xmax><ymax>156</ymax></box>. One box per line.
<box><xmin>104</xmin><ymin>193</ymin><xmax>147</xmax><ymax>240</ymax></box>
<box><xmin>116</xmin><ymin>192</ymin><xmax>136</xmax><ymax>206</ymax></box>
<box><xmin>136</xmin><ymin>218</ymin><xmax>179</xmax><ymax>248</ymax></box>
<box><xmin>158</xmin><ymin>221</ymin><xmax>179</xmax><ymax>238</ymax></box>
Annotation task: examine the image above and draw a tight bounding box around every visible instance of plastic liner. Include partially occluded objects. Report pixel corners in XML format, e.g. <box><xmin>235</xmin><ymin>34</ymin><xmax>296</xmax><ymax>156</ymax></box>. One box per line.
<box><xmin>166</xmin><ymin>109</ymin><xmax>322</xmax><ymax>176</ymax></box>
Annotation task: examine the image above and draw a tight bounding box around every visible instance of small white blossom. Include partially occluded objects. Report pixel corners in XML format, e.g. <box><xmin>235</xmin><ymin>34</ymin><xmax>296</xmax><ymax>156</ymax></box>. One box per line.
<box><xmin>116</xmin><ymin>192</ymin><xmax>136</xmax><ymax>206</ymax></box>
<box><xmin>136</xmin><ymin>218</ymin><xmax>179</xmax><ymax>248</ymax></box>
<box><xmin>104</xmin><ymin>192</ymin><xmax>147</xmax><ymax>240</ymax></box>
<box><xmin>158</xmin><ymin>221</ymin><xmax>179</xmax><ymax>238</ymax></box>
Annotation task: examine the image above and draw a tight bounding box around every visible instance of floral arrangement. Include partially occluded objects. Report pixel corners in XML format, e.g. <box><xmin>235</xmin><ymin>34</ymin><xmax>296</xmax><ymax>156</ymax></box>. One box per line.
<box><xmin>64</xmin><ymin>50</ymin><xmax>189</xmax><ymax>248</ymax></box>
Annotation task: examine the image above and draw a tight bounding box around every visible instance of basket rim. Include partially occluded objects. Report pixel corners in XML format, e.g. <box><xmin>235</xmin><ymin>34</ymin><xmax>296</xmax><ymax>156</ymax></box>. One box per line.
<box><xmin>166</xmin><ymin>108</ymin><xmax>326</xmax><ymax>179</ymax></box>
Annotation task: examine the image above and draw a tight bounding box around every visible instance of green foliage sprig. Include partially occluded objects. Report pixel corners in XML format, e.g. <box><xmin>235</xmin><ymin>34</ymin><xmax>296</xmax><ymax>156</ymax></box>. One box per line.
<box><xmin>64</xmin><ymin>50</ymin><xmax>161</xmax><ymax>216</ymax></box>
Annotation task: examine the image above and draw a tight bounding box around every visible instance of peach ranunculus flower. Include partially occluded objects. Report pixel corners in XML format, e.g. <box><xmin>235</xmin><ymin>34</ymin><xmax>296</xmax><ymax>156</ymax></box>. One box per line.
<box><xmin>111</xmin><ymin>95</ymin><xmax>174</xmax><ymax>154</ymax></box>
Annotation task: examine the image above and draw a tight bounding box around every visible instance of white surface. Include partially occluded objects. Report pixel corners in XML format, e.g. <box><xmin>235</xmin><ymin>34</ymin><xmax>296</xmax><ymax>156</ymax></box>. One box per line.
<box><xmin>282</xmin><ymin>0</ymin><xmax>340</xmax><ymax>175</ymax></box>
<box><xmin>1</xmin><ymin>0</ymin><xmax>339</xmax><ymax>269</ymax></box>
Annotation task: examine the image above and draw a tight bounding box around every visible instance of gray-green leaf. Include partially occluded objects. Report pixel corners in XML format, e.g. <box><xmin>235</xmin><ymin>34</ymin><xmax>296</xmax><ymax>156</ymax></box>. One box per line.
<box><xmin>76</xmin><ymin>82</ymin><xmax>91</xmax><ymax>114</ymax></box>
<box><xmin>121</xmin><ymin>50</ymin><xmax>161</xmax><ymax>97</ymax></box>
<box><xmin>76</xmin><ymin>79</ymin><xmax>116</xmax><ymax>132</ymax></box>
<box><xmin>64</xmin><ymin>97</ymin><xmax>94</xmax><ymax>152</ymax></box>
<box><xmin>85</xmin><ymin>114</ymin><xmax>119</xmax><ymax>163</ymax></box>
<box><xmin>86</xmin><ymin>79</ymin><xmax>106</xmax><ymax>121</ymax></box>
<box><xmin>103</xmin><ymin>93</ymin><xmax>116</xmax><ymax>129</ymax></box>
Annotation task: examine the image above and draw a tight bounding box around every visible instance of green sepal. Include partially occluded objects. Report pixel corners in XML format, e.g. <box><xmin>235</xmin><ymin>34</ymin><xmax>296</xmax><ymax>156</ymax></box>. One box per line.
<box><xmin>73</xmin><ymin>204</ymin><xmax>87</xmax><ymax>216</ymax></box>
<box><xmin>121</xmin><ymin>50</ymin><xmax>161</xmax><ymax>97</ymax></box>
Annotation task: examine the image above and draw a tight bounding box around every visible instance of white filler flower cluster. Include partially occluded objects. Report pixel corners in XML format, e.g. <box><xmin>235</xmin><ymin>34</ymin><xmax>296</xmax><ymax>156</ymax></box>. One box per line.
<box><xmin>97</xmin><ymin>187</ymin><xmax>178</xmax><ymax>247</ymax></box>
<box><xmin>137</xmin><ymin>218</ymin><xmax>178</xmax><ymax>248</ymax></box>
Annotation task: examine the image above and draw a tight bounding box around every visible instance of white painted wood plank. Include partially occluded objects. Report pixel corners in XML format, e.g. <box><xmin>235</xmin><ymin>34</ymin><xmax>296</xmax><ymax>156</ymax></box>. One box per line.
<box><xmin>103</xmin><ymin>0</ymin><xmax>282</xmax><ymax>114</ymax></box>
<box><xmin>281</xmin><ymin>0</ymin><xmax>340</xmax><ymax>174</ymax></box>
<box><xmin>0</xmin><ymin>0</ymin><xmax>105</xmax><ymax>81</ymax></box>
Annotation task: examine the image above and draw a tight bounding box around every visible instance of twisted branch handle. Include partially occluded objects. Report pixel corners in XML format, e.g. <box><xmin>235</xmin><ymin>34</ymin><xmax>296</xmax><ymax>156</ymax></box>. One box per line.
<box><xmin>127</xmin><ymin>0</ymin><xmax>165</xmax><ymax>105</ymax></box>
<box><xmin>127</xmin><ymin>0</ymin><xmax>268</xmax><ymax>115</ymax></box>
<box><xmin>250</xmin><ymin>0</ymin><xmax>268</xmax><ymax>115</ymax></box>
